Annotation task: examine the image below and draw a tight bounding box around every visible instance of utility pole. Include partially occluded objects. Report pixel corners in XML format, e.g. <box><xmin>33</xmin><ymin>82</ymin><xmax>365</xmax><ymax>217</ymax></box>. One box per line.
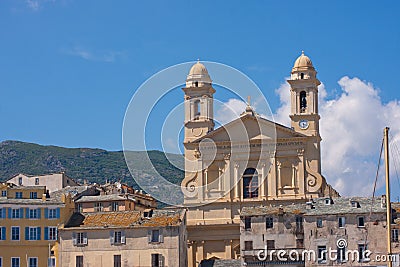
<box><xmin>384</xmin><ymin>127</ymin><xmax>392</xmax><ymax>267</ymax></box>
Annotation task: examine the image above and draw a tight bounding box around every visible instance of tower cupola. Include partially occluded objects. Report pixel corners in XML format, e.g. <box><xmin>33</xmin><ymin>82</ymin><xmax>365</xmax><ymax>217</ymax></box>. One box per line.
<box><xmin>291</xmin><ymin>51</ymin><xmax>318</xmax><ymax>82</ymax></box>
<box><xmin>186</xmin><ymin>61</ymin><xmax>212</xmax><ymax>88</ymax></box>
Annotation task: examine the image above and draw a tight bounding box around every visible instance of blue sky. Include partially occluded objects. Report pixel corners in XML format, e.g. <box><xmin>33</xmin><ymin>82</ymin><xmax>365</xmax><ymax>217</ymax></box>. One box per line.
<box><xmin>1</xmin><ymin>1</ymin><xmax>398</xmax><ymax>150</ymax></box>
<box><xmin>1</xmin><ymin>1</ymin><xmax>400</xmax><ymax>197</ymax></box>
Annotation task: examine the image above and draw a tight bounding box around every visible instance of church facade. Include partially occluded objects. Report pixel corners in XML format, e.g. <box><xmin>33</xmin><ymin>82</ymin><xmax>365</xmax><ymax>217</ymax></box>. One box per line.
<box><xmin>181</xmin><ymin>53</ymin><xmax>339</xmax><ymax>266</ymax></box>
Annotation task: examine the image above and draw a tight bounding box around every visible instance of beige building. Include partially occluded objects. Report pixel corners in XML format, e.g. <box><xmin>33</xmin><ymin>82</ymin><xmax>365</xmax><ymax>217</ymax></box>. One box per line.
<box><xmin>181</xmin><ymin>53</ymin><xmax>339</xmax><ymax>266</ymax></box>
<box><xmin>58</xmin><ymin>209</ymin><xmax>186</xmax><ymax>267</ymax></box>
<box><xmin>75</xmin><ymin>182</ymin><xmax>157</xmax><ymax>213</ymax></box>
<box><xmin>7</xmin><ymin>173</ymin><xmax>79</xmax><ymax>193</ymax></box>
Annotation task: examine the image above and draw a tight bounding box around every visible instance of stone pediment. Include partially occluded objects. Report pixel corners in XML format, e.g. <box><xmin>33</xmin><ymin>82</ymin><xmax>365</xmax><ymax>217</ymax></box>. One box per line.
<box><xmin>191</xmin><ymin>114</ymin><xmax>305</xmax><ymax>144</ymax></box>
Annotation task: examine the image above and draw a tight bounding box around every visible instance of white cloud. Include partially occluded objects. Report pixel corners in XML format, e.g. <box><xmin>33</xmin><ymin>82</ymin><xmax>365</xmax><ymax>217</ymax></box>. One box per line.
<box><xmin>215</xmin><ymin>99</ymin><xmax>247</xmax><ymax>125</ymax></box>
<box><xmin>65</xmin><ymin>46</ymin><xmax>125</xmax><ymax>63</ymax></box>
<box><xmin>274</xmin><ymin>76</ymin><xmax>400</xmax><ymax>197</ymax></box>
<box><xmin>26</xmin><ymin>0</ymin><xmax>40</xmax><ymax>11</ymax></box>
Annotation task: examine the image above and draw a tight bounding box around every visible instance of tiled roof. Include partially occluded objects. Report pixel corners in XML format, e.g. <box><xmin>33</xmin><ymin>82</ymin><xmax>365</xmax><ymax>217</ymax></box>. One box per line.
<box><xmin>9</xmin><ymin>186</ymin><xmax>46</xmax><ymax>190</ymax></box>
<box><xmin>199</xmin><ymin>259</ymin><xmax>241</xmax><ymax>267</ymax></box>
<box><xmin>75</xmin><ymin>194</ymin><xmax>128</xmax><ymax>203</ymax></box>
<box><xmin>241</xmin><ymin>197</ymin><xmax>386</xmax><ymax>217</ymax></box>
<box><xmin>51</xmin><ymin>186</ymin><xmax>96</xmax><ymax>201</ymax></box>
<box><xmin>305</xmin><ymin>197</ymin><xmax>386</xmax><ymax>216</ymax></box>
<box><xmin>241</xmin><ymin>203</ymin><xmax>305</xmax><ymax>217</ymax></box>
<box><xmin>0</xmin><ymin>197</ymin><xmax>64</xmax><ymax>205</ymax></box>
<box><xmin>64</xmin><ymin>209</ymin><xmax>184</xmax><ymax>229</ymax></box>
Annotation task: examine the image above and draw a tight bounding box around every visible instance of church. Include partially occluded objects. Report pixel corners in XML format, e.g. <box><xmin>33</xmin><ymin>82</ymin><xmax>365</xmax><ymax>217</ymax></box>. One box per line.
<box><xmin>180</xmin><ymin>52</ymin><xmax>339</xmax><ymax>266</ymax></box>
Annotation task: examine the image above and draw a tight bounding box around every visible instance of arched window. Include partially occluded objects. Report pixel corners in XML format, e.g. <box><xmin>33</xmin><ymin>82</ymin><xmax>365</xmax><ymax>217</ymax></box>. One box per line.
<box><xmin>243</xmin><ymin>168</ymin><xmax>258</xmax><ymax>199</ymax></box>
<box><xmin>194</xmin><ymin>81</ymin><xmax>199</xmax><ymax>87</ymax></box>
<box><xmin>300</xmin><ymin>91</ymin><xmax>307</xmax><ymax>113</ymax></box>
<box><xmin>194</xmin><ymin>100</ymin><xmax>200</xmax><ymax>117</ymax></box>
<box><xmin>300</xmin><ymin>73</ymin><xmax>304</xmax><ymax>79</ymax></box>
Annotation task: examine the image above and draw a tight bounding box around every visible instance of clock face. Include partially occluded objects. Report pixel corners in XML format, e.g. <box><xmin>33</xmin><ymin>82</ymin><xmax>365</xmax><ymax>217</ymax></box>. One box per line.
<box><xmin>299</xmin><ymin>119</ymin><xmax>309</xmax><ymax>130</ymax></box>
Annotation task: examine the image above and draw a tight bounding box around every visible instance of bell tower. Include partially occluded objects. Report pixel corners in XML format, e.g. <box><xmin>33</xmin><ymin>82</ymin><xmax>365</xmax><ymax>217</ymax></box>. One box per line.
<box><xmin>183</xmin><ymin>61</ymin><xmax>215</xmax><ymax>143</ymax></box>
<box><xmin>287</xmin><ymin>51</ymin><xmax>322</xmax><ymax>172</ymax></box>
<box><xmin>287</xmin><ymin>51</ymin><xmax>321</xmax><ymax>136</ymax></box>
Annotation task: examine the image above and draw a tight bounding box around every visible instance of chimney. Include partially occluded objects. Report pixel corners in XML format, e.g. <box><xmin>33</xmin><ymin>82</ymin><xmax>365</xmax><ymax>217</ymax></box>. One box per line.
<box><xmin>42</xmin><ymin>193</ymin><xmax>47</xmax><ymax>202</ymax></box>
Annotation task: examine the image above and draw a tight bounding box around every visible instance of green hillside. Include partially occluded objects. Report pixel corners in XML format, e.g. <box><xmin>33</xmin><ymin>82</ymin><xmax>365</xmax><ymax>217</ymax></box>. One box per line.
<box><xmin>0</xmin><ymin>140</ymin><xmax>185</xmax><ymax>199</ymax></box>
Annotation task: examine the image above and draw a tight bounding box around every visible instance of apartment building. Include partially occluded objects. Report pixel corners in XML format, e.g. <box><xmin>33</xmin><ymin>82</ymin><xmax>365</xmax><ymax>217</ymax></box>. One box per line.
<box><xmin>58</xmin><ymin>209</ymin><xmax>187</xmax><ymax>267</ymax></box>
<box><xmin>0</xmin><ymin>185</ymin><xmax>75</xmax><ymax>267</ymax></box>
<box><xmin>6</xmin><ymin>173</ymin><xmax>79</xmax><ymax>193</ymax></box>
<box><xmin>240</xmin><ymin>197</ymin><xmax>397</xmax><ymax>267</ymax></box>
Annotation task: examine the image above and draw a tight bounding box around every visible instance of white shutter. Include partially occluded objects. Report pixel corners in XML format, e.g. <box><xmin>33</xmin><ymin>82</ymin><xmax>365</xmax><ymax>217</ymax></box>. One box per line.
<box><xmin>147</xmin><ymin>230</ymin><xmax>152</xmax><ymax>243</ymax></box>
<box><xmin>159</xmin><ymin>229</ymin><xmax>164</xmax><ymax>243</ymax></box>
<box><xmin>110</xmin><ymin>231</ymin><xmax>114</xmax><ymax>245</ymax></box>
<box><xmin>83</xmin><ymin>232</ymin><xmax>88</xmax><ymax>245</ymax></box>
<box><xmin>72</xmin><ymin>232</ymin><xmax>77</xmax><ymax>246</ymax></box>
<box><xmin>121</xmin><ymin>230</ymin><xmax>126</xmax><ymax>244</ymax></box>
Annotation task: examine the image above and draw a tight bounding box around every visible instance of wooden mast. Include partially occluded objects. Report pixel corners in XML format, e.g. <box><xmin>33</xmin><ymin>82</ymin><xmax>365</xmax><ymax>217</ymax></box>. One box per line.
<box><xmin>384</xmin><ymin>127</ymin><xmax>392</xmax><ymax>267</ymax></box>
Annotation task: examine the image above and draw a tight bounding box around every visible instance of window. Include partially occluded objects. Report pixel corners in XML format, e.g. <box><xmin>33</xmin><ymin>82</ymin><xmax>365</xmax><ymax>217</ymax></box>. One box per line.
<box><xmin>317</xmin><ymin>246</ymin><xmax>327</xmax><ymax>263</ymax></box>
<box><xmin>266</xmin><ymin>240</ymin><xmax>275</xmax><ymax>249</ymax></box>
<box><xmin>11</xmin><ymin>257</ymin><xmax>20</xmax><ymax>267</ymax></box>
<box><xmin>244</xmin><ymin>217</ymin><xmax>251</xmax><ymax>230</ymax></box>
<box><xmin>114</xmin><ymin>255</ymin><xmax>121</xmax><ymax>267</ymax></box>
<box><xmin>77</xmin><ymin>232</ymin><xmax>87</xmax><ymax>245</ymax></box>
<box><xmin>28</xmin><ymin>257</ymin><xmax>37</xmax><ymax>267</ymax></box>
<box><xmin>151</xmin><ymin>253</ymin><xmax>163</xmax><ymax>267</ymax></box>
<box><xmin>47</xmin><ymin>258</ymin><xmax>56</xmax><ymax>267</ymax></box>
<box><xmin>112</xmin><ymin>202</ymin><xmax>119</xmax><ymax>211</ymax></box>
<box><xmin>266</xmin><ymin>217</ymin><xmax>273</xmax><ymax>229</ymax></box>
<box><xmin>243</xmin><ymin>168</ymin><xmax>258</xmax><ymax>199</ymax></box>
<box><xmin>29</xmin><ymin>227</ymin><xmax>37</xmax><ymax>240</ymax></box>
<box><xmin>46</xmin><ymin>227</ymin><xmax>57</xmax><ymax>241</ymax></box>
<box><xmin>296</xmin><ymin>239</ymin><xmax>304</xmax><ymax>249</ymax></box>
<box><xmin>26</xmin><ymin>227</ymin><xmax>41</xmax><ymax>241</ymax></box>
<box><xmin>0</xmin><ymin>227</ymin><xmax>5</xmax><ymax>240</ymax></box>
<box><xmin>325</xmin><ymin>198</ymin><xmax>333</xmax><ymax>205</ymax></box>
<box><xmin>300</xmin><ymin>73</ymin><xmax>304</xmax><ymax>79</ymax></box>
<box><xmin>151</xmin><ymin>229</ymin><xmax>160</xmax><ymax>243</ymax></box>
<box><xmin>11</xmin><ymin>226</ymin><xmax>20</xmax><ymax>240</ymax></box>
<box><xmin>296</xmin><ymin>216</ymin><xmax>303</xmax><ymax>228</ymax></box>
<box><xmin>18</xmin><ymin>177</ymin><xmax>23</xmax><ymax>185</ymax></box>
<box><xmin>77</xmin><ymin>204</ymin><xmax>82</xmax><ymax>213</ymax></box>
<box><xmin>73</xmin><ymin>232</ymin><xmax>88</xmax><ymax>246</ymax></box>
<box><xmin>244</xmin><ymin>241</ymin><xmax>253</xmax><ymax>251</ymax></box>
<box><xmin>358</xmin><ymin>244</ymin><xmax>368</xmax><ymax>262</ymax></box>
<box><xmin>0</xmin><ymin>257</ymin><xmax>2</xmax><ymax>267</ymax></box>
<box><xmin>111</xmin><ymin>231</ymin><xmax>125</xmax><ymax>245</ymax></box>
<box><xmin>15</xmin><ymin>192</ymin><xmax>22</xmax><ymax>199</ymax></box>
<box><xmin>351</xmin><ymin>201</ymin><xmax>360</xmax><ymax>208</ymax></box>
<box><xmin>76</xmin><ymin>256</ymin><xmax>83</xmax><ymax>267</ymax></box>
<box><xmin>338</xmin><ymin>217</ymin><xmax>345</xmax><ymax>228</ymax></box>
<box><xmin>30</xmin><ymin>192</ymin><xmax>37</xmax><ymax>199</ymax></box>
<box><xmin>46</xmin><ymin>208</ymin><xmax>59</xmax><ymax>219</ymax></box>
<box><xmin>337</xmin><ymin>245</ymin><xmax>346</xmax><ymax>263</ymax></box>
<box><xmin>357</xmin><ymin>217</ymin><xmax>365</xmax><ymax>227</ymax></box>
<box><xmin>392</xmin><ymin>229</ymin><xmax>399</xmax><ymax>242</ymax></box>
<box><xmin>300</xmin><ymin>91</ymin><xmax>307</xmax><ymax>113</ymax></box>
<box><xmin>35</xmin><ymin>178</ymin><xmax>39</xmax><ymax>185</ymax></box>
<box><xmin>94</xmin><ymin>202</ymin><xmax>103</xmax><ymax>212</ymax></box>
<box><xmin>1</xmin><ymin>190</ymin><xmax>6</xmax><ymax>197</ymax></box>
<box><xmin>194</xmin><ymin>100</ymin><xmax>200</xmax><ymax>117</ymax></box>
<box><xmin>317</xmin><ymin>218</ymin><xmax>323</xmax><ymax>228</ymax></box>
<box><xmin>11</xmin><ymin>208</ymin><xmax>21</xmax><ymax>219</ymax></box>
<box><xmin>29</xmin><ymin>209</ymin><xmax>40</xmax><ymax>219</ymax></box>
